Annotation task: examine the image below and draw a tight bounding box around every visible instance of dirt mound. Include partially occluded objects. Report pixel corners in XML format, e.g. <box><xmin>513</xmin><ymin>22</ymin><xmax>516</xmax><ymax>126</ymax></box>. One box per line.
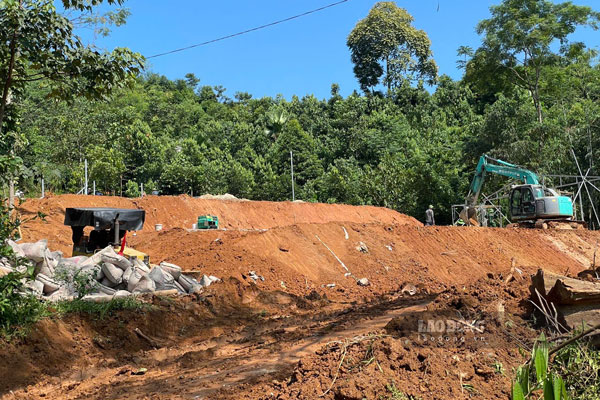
<box><xmin>127</xmin><ymin>223</ymin><xmax>599</xmax><ymax>301</ymax></box>
<box><xmin>16</xmin><ymin>194</ymin><xmax>600</xmax><ymax>302</ymax></box>
<box><xmin>219</xmin><ymin>275</ymin><xmax>537</xmax><ymax>400</ymax></box>
<box><xmin>17</xmin><ymin>194</ymin><xmax>420</xmax><ymax>254</ymax></box>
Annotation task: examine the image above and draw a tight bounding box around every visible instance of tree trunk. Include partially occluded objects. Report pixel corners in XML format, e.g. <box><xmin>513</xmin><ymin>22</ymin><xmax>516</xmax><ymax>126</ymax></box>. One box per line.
<box><xmin>8</xmin><ymin>178</ymin><xmax>14</xmax><ymax>210</ymax></box>
<box><xmin>0</xmin><ymin>30</ymin><xmax>18</xmax><ymax>138</ymax></box>
<box><xmin>385</xmin><ymin>55</ymin><xmax>391</xmax><ymax>94</ymax></box>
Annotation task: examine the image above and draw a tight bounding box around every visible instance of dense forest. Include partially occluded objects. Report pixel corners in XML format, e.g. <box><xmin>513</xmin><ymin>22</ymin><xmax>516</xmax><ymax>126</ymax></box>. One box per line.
<box><xmin>2</xmin><ymin>0</ymin><xmax>600</xmax><ymax>225</ymax></box>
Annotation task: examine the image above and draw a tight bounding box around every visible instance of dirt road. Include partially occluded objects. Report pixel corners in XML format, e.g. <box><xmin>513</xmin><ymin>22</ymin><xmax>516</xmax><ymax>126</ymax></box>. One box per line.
<box><xmin>2</xmin><ymin>291</ymin><xmax>430</xmax><ymax>399</ymax></box>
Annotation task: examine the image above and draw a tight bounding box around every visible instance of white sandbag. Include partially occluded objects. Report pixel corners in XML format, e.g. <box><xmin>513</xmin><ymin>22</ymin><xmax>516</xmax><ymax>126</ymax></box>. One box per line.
<box><xmin>96</xmin><ymin>283</ymin><xmax>117</xmax><ymax>295</ymax></box>
<box><xmin>96</xmin><ymin>267</ymin><xmax>105</xmax><ymax>281</ymax></box>
<box><xmin>199</xmin><ymin>275</ymin><xmax>220</xmax><ymax>288</ymax></box>
<box><xmin>101</xmin><ymin>277</ymin><xmax>117</xmax><ymax>288</ymax></box>
<box><xmin>21</xmin><ymin>240</ymin><xmax>48</xmax><ymax>262</ymax></box>
<box><xmin>36</xmin><ymin>273</ymin><xmax>60</xmax><ymax>295</ymax></box>
<box><xmin>113</xmin><ymin>290</ymin><xmax>131</xmax><ymax>299</ymax></box>
<box><xmin>7</xmin><ymin>239</ymin><xmax>25</xmax><ymax>258</ymax></box>
<box><xmin>174</xmin><ymin>280</ymin><xmax>186</xmax><ymax>293</ymax></box>
<box><xmin>37</xmin><ymin>263</ymin><xmax>53</xmax><ymax>277</ymax></box>
<box><xmin>101</xmin><ymin>263</ymin><xmax>123</xmax><ymax>285</ymax></box>
<box><xmin>45</xmin><ymin>249</ymin><xmax>62</xmax><ymax>264</ymax></box>
<box><xmin>122</xmin><ymin>266</ymin><xmax>134</xmax><ymax>283</ymax></box>
<box><xmin>101</xmin><ymin>252</ymin><xmax>133</xmax><ymax>271</ymax></box>
<box><xmin>82</xmin><ymin>293</ymin><xmax>114</xmax><ymax>303</ymax></box>
<box><xmin>148</xmin><ymin>266</ymin><xmax>175</xmax><ymax>290</ymax></box>
<box><xmin>79</xmin><ymin>246</ymin><xmax>117</xmax><ymax>268</ymax></box>
<box><xmin>24</xmin><ymin>279</ymin><xmax>44</xmax><ymax>296</ymax></box>
<box><xmin>127</xmin><ymin>269</ymin><xmax>143</xmax><ymax>292</ymax></box>
<box><xmin>63</xmin><ymin>256</ymin><xmax>88</xmax><ymax>265</ymax></box>
<box><xmin>132</xmin><ymin>258</ymin><xmax>150</xmax><ymax>274</ymax></box>
<box><xmin>159</xmin><ymin>262</ymin><xmax>182</xmax><ymax>280</ymax></box>
<box><xmin>0</xmin><ymin>265</ymin><xmax>14</xmax><ymax>278</ymax></box>
<box><xmin>132</xmin><ymin>275</ymin><xmax>156</xmax><ymax>293</ymax></box>
<box><xmin>46</xmin><ymin>287</ymin><xmax>75</xmax><ymax>301</ymax></box>
<box><xmin>178</xmin><ymin>275</ymin><xmax>200</xmax><ymax>293</ymax></box>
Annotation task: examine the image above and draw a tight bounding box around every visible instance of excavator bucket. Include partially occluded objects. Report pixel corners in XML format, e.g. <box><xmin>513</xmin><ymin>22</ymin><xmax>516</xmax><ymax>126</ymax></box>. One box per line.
<box><xmin>459</xmin><ymin>206</ymin><xmax>479</xmax><ymax>226</ymax></box>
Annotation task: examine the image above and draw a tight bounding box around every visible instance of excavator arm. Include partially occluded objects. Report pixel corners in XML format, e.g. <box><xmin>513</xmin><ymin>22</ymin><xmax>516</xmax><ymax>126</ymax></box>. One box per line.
<box><xmin>465</xmin><ymin>155</ymin><xmax>540</xmax><ymax>207</ymax></box>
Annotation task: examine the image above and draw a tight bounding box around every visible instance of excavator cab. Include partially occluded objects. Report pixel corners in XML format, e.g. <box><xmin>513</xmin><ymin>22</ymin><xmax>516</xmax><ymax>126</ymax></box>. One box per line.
<box><xmin>64</xmin><ymin>207</ymin><xmax>149</xmax><ymax>262</ymax></box>
<box><xmin>510</xmin><ymin>185</ymin><xmax>536</xmax><ymax>219</ymax></box>
<box><xmin>509</xmin><ymin>184</ymin><xmax>574</xmax><ymax>222</ymax></box>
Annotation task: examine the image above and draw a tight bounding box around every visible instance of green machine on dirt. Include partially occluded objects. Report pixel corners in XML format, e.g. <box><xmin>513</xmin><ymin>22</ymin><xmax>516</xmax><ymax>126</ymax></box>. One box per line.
<box><xmin>197</xmin><ymin>215</ymin><xmax>219</xmax><ymax>229</ymax></box>
<box><xmin>461</xmin><ymin>155</ymin><xmax>585</xmax><ymax>229</ymax></box>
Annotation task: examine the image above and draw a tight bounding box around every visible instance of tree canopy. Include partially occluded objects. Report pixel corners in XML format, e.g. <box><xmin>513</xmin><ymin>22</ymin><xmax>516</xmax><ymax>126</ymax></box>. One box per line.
<box><xmin>347</xmin><ymin>2</ymin><xmax>438</xmax><ymax>93</ymax></box>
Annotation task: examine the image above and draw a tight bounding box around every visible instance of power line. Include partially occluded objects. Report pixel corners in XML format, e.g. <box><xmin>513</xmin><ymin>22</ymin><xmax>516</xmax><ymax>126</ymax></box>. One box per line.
<box><xmin>147</xmin><ymin>0</ymin><xmax>350</xmax><ymax>59</ymax></box>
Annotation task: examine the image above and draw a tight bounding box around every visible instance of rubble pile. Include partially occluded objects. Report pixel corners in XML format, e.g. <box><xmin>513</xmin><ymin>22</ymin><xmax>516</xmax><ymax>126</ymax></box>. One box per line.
<box><xmin>531</xmin><ymin>268</ymin><xmax>600</xmax><ymax>331</ymax></box>
<box><xmin>1</xmin><ymin>239</ymin><xmax>220</xmax><ymax>302</ymax></box>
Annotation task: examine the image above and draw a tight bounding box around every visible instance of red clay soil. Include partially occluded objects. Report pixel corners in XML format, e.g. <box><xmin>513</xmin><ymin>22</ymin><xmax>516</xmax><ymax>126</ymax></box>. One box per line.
<box><xmin>16</xmin><ymin>194</ymin><xmax>600</xmax><ymax>301</ymax></box>
<box><xmin>128</xmin><ymin>223</ymin><xmax>600</xmax><ymax>301</ymax></box>
<box><xmin>221</xmin><ymin>274</ymin><xmax>536</xmax><ymax>400</ymax></box>
<box><xmin>0</xmin><ymin>272</ymin><xmax>538</xmax><ymax>400</ymax></box>
<box><xmin>17</xmin><ymin>194</ymin><xmax>419</xmax><ymax>255</ymax></box>
<box><xmin>7</xmin><ymin>194</ymin><xmax>600</xmax><ymax>399</ymax></box>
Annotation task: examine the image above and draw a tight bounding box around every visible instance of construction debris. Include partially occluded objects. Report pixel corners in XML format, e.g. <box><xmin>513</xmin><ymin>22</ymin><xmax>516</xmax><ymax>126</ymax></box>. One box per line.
<box><xmin>355</xmin><ymin>242</ymin><xmax>369</xmax><ymax>253</ymax></box>
<box><xmin>4</xmin><ymin>240</ymin><xmax>216</xmax><ymax>301</ymax></box>
<box><xmin>401</xmin><ymin>283</ymin><xmax>418</xmax><ymax>296</ymax></box>
<box><xmin>530</xmin><ymin>269</ymin><xmax>600</xmax><ymax>331</ymax></box>
<box><xmin>247</xmin><ymin>271</ymin><xmax>264</xmax><ymax>282</ymax></box>
<box><xmin>357</xmin><ymin>277</ymin><xmax>370</xmax><ymax>287</ymax></box>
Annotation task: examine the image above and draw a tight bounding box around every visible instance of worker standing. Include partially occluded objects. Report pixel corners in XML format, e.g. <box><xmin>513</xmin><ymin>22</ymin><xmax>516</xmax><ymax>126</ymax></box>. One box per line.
<box><xmin>425</xmin><ymin>205</ymin><xmax>435</xmax><ymax>226</ymax></box>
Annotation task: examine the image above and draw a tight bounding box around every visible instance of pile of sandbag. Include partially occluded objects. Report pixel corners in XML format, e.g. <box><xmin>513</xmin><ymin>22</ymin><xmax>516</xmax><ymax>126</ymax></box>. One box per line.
<box><xmin>2</xmin><ymin>239</ymin><xmax>220</xmax><ymax>302</ymax></box>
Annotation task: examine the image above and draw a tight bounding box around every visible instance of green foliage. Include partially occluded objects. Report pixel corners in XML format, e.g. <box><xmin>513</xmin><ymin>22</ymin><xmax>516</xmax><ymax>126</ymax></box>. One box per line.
<box><xmin>53</xmin><ymin>265</ymin><xmax>99</xmax><ymax>299</ymax></box>
<box><xmin>0</xmin><ymin>268</ymin><xmax>48</xmax><ymax>339</ymax></box>
<box><xmin>125</xmin><ymin>180</ymin><xmax>140</xmax><ymax>197</ymax></box>
<box><xmin>89</xmin><ymin>146</ymin><xmax>126</xmax><ymax>193</ymax></box>
<box><xmin>3</xmin><ymin>0</ymin><xmax>598</xmax><ymax>228</ymax></box>
<box><xmin>475</xmin><ymin>0</ymin><xmax>600</xmax><ymax>122</ymax></box>
<box><xmin>0</xmin><ymin>0</ymin><xmax>144</xmax><ymax>137</ymax></box>
<box><xmin>347</xmin><ymin>2</ymin><xmax>438</xmax><ymax>93</ymax></box>
<box><xmin>53</xmin><ymin>297</ymin><xmax>149</xmax><ymax>319</ymax></box>
<box><xmin>552</xmin><ymin>332</ymin><xmax>600</xmax><ymax>400</ymax></box>
<box><xmin>512</xmin><ymin>333</ymin><xmax>569</xmax><ymax>400</ymax></box>
<box><xmin>0</xmin><ymin>202</ymin><xmax>47</xmax><ymax>339</ymax></box>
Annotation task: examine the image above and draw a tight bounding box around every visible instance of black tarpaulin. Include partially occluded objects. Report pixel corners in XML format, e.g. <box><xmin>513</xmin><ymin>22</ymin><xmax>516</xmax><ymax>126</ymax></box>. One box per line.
<box><xmin>64</xmin><ymin>208</ymin><xmax>145</xmax><ymax>231</ymax></box>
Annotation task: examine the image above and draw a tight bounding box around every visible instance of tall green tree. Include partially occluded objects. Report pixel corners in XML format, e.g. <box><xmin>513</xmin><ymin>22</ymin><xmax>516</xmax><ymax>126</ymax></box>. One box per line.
<box><xmin>347</xmin><ymin>1</ymin><xmax>437</xmax><ymax>93</ymax></box>
<box><xmin>476</xmin><ymin>0</ymin><xmax>600</xmax><ymax>123</ymax></box>
<box><xmin>0</xmin><ymin>0</ymin><xmax>143</xmax><ymax>137</ymax></box>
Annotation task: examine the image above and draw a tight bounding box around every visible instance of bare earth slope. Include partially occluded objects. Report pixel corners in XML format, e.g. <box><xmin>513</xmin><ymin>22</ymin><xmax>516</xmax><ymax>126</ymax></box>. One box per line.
<box><xmin>16</xmin><ymin>194</ymin><xmax>600</xmax><ymax>300</ymax></box>
<box><xmin>17</xmin><ymin>194</ymin><xmax>419</xmax><ymax>255</ymax></box>
<box><xmin>5</xmin><ymin>194</ymin><xmax>600</xmax><ymax>399</ymax></box>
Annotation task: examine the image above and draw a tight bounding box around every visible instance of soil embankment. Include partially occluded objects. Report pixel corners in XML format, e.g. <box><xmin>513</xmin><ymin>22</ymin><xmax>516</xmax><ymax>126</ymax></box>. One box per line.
<box><xmin>5</xmin><ymin>194</ymin><xmax>600</xmax><ymax>399</ymax></box>
<box><xmin>17</xmin><ymin>194</ymin><xmax>600</xmax><ymax>300</ymax></box>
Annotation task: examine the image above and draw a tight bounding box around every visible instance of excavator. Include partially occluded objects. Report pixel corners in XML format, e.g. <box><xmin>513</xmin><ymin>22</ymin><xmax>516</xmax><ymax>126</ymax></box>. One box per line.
<box><xmin>461</xmin><ymin>155</ymin><xmax>585</xmax><ymax>229</ymax></box>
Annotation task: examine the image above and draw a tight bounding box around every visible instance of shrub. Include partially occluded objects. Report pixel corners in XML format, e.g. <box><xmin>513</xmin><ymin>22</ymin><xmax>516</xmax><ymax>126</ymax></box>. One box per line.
<box><xmin>53</xmin><ymin>264</ymin><xmax>99</xmax><ymax>299</ymax></box>
<box><xmin>512</xmin><ymin>333</ymin><xmax>568</xmax><ymax>400</ymax></box>
<box><xmin>125</xmin><ymin>180</ymin><xmax>140</xmax><ymax>197</ymax></box>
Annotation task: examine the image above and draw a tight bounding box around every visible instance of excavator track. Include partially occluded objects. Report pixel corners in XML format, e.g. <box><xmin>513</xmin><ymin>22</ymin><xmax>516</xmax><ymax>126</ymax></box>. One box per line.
<box><xmin>507</xmin><ymin>220</ymin><xmax>587</xmax><ymax>230</ymax></box>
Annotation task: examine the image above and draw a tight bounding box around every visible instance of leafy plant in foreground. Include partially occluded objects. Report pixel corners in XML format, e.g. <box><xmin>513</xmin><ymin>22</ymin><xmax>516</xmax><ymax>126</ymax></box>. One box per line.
<box><xmin>512</xmin><ymin>333</ymin><xmax>568</xmax><ymax>400</ymax></box>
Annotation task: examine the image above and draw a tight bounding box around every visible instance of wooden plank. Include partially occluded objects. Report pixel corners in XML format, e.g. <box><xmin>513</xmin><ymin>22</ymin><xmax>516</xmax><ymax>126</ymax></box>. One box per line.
<box><xmin>558</xmin><ymin>304</ymin><xmax>600</xmax><ymax>331</ymax></box>
<box><xmin>548</xmin><ymin>278</ymin><xmax>600</xmax><ymax>305</ymax></box>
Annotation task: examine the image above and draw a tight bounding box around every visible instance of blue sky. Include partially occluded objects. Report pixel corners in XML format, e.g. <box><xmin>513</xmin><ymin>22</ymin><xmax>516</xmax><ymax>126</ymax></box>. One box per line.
<box><xmin>80</xmin><ymin>0</ymin><xmax>600</xmax><ymax>99</ymax></box>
